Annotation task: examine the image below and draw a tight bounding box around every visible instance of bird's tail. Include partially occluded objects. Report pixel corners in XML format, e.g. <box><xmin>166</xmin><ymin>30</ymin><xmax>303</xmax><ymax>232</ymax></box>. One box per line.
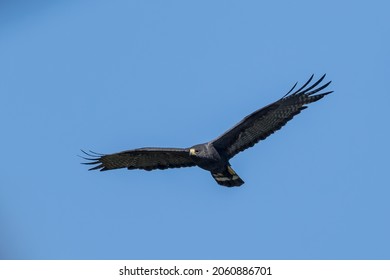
<box><xmin>211</xmin><ymin>166</ymin><xmax>244</xmax><ymax>187</ymax></box>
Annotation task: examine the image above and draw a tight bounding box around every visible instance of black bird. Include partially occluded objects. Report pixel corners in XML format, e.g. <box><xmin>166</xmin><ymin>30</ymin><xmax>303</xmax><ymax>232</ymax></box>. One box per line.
<box><xmin>82</xmin><ymin>74</ymin><xmax>332</xmax><ymax>187</ymax></box>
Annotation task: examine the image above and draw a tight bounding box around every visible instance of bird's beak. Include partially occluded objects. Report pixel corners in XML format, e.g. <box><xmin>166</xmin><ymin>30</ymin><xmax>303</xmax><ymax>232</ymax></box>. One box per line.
<box><xmin>189</xmin><ymin>148</ymin><xmax>196</xmax><ymax>156</ymax></box>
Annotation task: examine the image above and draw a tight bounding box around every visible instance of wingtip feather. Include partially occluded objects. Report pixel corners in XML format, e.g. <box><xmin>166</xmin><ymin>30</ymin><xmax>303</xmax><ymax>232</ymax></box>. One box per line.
<box><xmin>290</xmin><ymin>74</ymin><xmax>314</xmax><ymax>96</ymax></box>
<box><xmin>80</xmin><ymin>149</ymin><xmax>105</xmax><ymax>171</ymax></box>
<box><xmin>283</xmin><ymin>81</ymin><xmax>298</xmax><ymax>97</ymax></box>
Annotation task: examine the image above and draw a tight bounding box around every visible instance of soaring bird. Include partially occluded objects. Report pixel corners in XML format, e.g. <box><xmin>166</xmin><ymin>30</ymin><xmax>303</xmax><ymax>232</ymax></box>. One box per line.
<box><xmin>82</xmin><ymin>74</ymin><xmax>332</xmax><ymax>187</ymax></box>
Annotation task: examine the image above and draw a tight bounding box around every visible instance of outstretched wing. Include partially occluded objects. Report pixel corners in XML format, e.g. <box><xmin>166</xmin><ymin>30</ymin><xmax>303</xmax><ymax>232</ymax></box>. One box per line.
<box><xmin>81</xmin><ymin>148</ymin><xmax>196</xmax><ymax>171</ymax></box>
<box><xmin>212</xmin><ymin>74</ymin><xmax>332</xmax><ymax>159</ymax></box>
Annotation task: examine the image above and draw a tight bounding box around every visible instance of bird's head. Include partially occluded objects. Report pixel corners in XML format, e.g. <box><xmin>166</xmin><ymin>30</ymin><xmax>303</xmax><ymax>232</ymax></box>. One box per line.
<box><xmin>189</xmin><ymin>143</ymin><xmax>221</xmax><ymax>162</ymax></box>
<box><xmin>189</xmin><ymin>144</ymin><xmax>206</xmax><ymax>158</ymax></box>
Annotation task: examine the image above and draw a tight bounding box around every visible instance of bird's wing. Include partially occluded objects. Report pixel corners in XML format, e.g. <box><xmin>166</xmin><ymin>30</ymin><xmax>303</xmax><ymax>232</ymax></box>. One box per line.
<box><xmin>81</xmin><ymin>148</ymin><xmax>196</xmax><ymax>171</ymax></box>
<box><xmin>211</xmin><ymin>74</ymin><xmax>332</xmax><ymax>159</ymax></box>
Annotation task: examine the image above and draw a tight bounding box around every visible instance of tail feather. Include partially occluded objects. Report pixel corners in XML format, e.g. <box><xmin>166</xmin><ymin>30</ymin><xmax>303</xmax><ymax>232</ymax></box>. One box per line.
<box><xmin>211</xmin><ymin>166</ymin><xmax>244</xmax><ymax>187</ymax></box>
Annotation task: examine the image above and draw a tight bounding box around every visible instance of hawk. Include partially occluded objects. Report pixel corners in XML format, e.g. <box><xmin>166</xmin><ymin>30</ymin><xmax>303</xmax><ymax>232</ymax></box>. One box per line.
<box><xmin>82</xmin><ymin>74</ymin><xmax>332</xmax><ymax>187</ymax></box>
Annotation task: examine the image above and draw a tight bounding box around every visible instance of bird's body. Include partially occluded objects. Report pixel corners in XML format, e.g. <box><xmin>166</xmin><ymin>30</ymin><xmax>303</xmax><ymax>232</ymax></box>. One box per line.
<box><xmin>188</xmin><ymin>143</ymin><xmax>244</xmax><ymax>187</ymax></box>
<box><xmin>189</xmin><ymin>143</ymin><xmax>224</xmax><ymax>171</ymax></box>
<box><xmin>82</xmin><ymin>74</ymin><xmax>332</xmax><ymax>187</ymax></box>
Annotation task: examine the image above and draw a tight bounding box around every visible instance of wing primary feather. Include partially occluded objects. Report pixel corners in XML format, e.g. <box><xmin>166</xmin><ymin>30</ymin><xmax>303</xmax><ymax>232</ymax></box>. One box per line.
<box><xmin>80</xmin><ymin>150</ymin><xmax>97</xmax><ymax>157</ymax></box>
<box><xmin>80</xmin><ymin>149</ymin><xmax>106</xmax><ymax>157</ymax></box>
<box><xmin>321</xmin><ymin>90</ymin><xmax>333</xmax><ymax>96</ymax></box>
<box><xmin>291</xmin><ymin>74</ymin><xmax>314</xmax><ymax>95</ymax></box>
<box><xmin>305</xmin><ymin>80</ymin><xmax>332</xmax><ymax>96</ymax></box>
<box><xmin>89</xmin><ymin>164</ymin><xmax>104</xmax><ymax>171</ymax></box>
<box><xmin>79</xmin><ymin>149</ymin><xmax>104</xmax><ymax>169</ymax></box>
<box><xmin>81</xmin><ymin>160</ymin><xmax>101</xmax><ymax>165</ymax></box>
<box><xmin>283</xmin><ymin>81</ymin><xmax>298</xmax><ymax>97</ymax></box>
<box><xmin>299</xmin><ymin>74</ymin><xmax>327</xmax><ymax>95</ymax></box>
<box><xmin>88</xmin><ymin>150</ymin><xmax>105</xmax><ymax>156</ymax></box>
<box><xmin>79</xmin><ymin>151</ymin><xmax>97</xmax><ymax>161</ymax></box>
<box><xmin>80</xmin><ymin>149</ymin><xmax>90</xmax><ymax>156</ymax></box>
<box><xmin>307</xmin><ymin>91</ymin><xmax>333</xmax><ymax>102</ymax></box>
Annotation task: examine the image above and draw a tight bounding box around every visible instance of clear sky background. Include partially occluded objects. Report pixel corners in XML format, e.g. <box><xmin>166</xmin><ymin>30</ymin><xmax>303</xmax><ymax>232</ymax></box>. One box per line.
<box><xmin>1</xmin><ymin>0</ymin><xmax>389</xmax><ymax>260</ymax></box>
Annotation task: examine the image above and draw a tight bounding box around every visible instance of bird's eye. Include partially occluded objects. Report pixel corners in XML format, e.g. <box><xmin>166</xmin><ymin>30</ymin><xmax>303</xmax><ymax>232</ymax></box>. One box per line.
<box><xmin>190</xmin><ymin>149</ymin><xmax>199</xmax><ymax>155</ymax></box>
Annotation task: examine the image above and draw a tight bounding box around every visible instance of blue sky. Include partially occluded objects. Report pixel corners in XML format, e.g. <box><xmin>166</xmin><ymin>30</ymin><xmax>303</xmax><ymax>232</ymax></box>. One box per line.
<box><xmin>1</xmin><ymin>0</ymin><xmax>389</xmax><ymax>259</ymax></box>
